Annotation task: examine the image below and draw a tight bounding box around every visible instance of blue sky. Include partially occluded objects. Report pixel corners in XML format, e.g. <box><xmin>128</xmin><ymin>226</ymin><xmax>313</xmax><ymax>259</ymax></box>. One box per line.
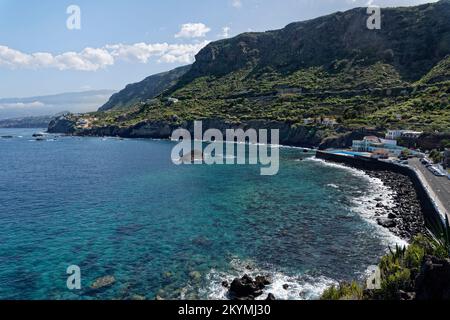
<box><xmin>0</xmin><ymin>0</ymin><xmax>438</xmax><ymax>98</ymax></box>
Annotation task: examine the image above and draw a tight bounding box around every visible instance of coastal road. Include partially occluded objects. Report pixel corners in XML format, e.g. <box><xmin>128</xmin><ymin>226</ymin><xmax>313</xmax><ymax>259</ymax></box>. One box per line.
<box><xmin>409</xmin><ymin>158</ymin><xmax>450</xmax><ymax>220</ymax></box>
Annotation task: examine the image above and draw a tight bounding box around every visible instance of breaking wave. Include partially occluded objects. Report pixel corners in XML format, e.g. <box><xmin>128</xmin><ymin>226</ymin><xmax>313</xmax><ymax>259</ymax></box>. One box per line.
<box><xmin>201</xmin><ymin>259</ymin><xmax>336</xmax><ymax>300</ymax></box>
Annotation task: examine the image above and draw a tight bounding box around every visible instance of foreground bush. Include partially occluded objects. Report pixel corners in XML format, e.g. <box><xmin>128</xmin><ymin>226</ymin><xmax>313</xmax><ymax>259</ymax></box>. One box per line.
<box><xmin>321</xmin><ymin>229</ymin><xmax>450</xmax><ymax>300</ymax></box>
<box><xmin>321</xmin><ymin>282</ymin><xmax>364</xmax><ymax>300</ymax></box>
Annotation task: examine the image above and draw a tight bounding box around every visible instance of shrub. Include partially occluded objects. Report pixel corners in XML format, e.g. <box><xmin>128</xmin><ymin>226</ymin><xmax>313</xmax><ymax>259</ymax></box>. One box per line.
<box><xmin>381</xmin><ymin>269</ymin><xmax>412</xmax><ymax>300</ymax></box>
<box><xmin>429</xmin><ymin>149</ymin><xmax>443</xmax><ymax>163</ymax></box>
<box><xmin>429</xmin><ymin>216</ymin><xmax>450</xmax><ymax>259</ymax></box>
<box><xmin>321</xmin><ymin>282</ymin><xmax>364</xmax><ymax>300</ymax></box>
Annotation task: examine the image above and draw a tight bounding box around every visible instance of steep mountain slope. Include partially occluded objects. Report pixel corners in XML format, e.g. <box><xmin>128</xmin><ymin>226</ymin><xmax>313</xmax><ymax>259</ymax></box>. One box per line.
<box><xmin>179</xmin><ymin>0</ymin><xmax>450</xmax><ymax>85</ymax></box>
<box><xmin>99</xmin><ymin>65</ymin><xmax>191</xmax><ymax>111</ymax></box>
<box><xmin>49</xmin><ymin>1</ymin><xmax>450</xmax><ymax>146</ymax></box>
<box><xmin>419</xmin><ymin>55</ymin><xmax>450</xmax><ymax>84</ymax></box>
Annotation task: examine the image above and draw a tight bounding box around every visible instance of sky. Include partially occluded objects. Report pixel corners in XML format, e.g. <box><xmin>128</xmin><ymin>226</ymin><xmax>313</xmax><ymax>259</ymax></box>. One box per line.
<box><xmin>0</xmin><ymin>0</ymin><xmax>439</xmax><ymax>99</ymax></box>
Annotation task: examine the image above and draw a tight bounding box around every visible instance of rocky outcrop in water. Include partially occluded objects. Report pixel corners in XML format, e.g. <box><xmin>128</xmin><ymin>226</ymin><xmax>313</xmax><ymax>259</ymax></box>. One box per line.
<box><xmin>47</xmin><ymin>116</ymin><xmax>76</xmax><ymax>134</ymax></box>
<box><xmin>228</xmin><ymin>275</ymin><xmax>272</xmax><ymax>300</ymax></box>
<box><xmin>90</xmin><ymin>275</ymin><xmax>116</xmax><ymax>290</ymax></box>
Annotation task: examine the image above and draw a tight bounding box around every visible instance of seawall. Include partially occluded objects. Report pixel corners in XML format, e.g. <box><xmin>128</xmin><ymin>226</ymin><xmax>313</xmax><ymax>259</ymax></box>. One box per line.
<box><xmin>316</xmin><ymin>151</ymin><xmax>446</xmax><ymax>236</ymax></box>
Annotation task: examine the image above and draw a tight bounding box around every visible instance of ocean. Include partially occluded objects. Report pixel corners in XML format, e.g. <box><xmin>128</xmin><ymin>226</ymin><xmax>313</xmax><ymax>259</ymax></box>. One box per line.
<box><xmin>0</xmin><ymin>128</ymin><xmax>405</xmax><ymax>300</ymax></box>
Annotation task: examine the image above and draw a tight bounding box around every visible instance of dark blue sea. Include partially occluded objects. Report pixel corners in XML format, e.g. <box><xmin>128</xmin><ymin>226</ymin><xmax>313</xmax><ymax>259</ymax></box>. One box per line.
<box><xmin>0</xmin><ymin>128</ymin><xmax>404</xmax><ymax>300</ymax></box>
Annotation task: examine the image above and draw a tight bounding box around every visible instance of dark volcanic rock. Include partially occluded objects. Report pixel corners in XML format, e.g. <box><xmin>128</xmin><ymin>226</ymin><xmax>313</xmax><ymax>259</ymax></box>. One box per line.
<box><xmin>47</xmin><ymin>116</ymin><xmax>76</xmax><ymax>134</ymax></box>
<box><xmin>367</xmin><ymin>170</ymin><xmax>427</xmax><ymax>241</ymax></box>
<box><xmin>415</xmin><ymin>256</ymin><xmax>450</xmax><ymax>300</ymax></box>
<box><xmin>266</xmin><ymin>293</ymin><xmax>276</xmax><ymax>300</ymax></box>
<box><xmin>90</xmin><ymin>275</ymin><xmax>116</xmax><ymax>290</ymax></box>
<box><xmin>377</xmin><ymin>218</ymin><xmax>396</xmax><ymax>229</ymax></box>
<box><xmin>229</xmin><ymin>275</ymin><xmax>271</xmax><ymax>300</ymax></box>
<box><xmin>255</xmin><ymin>275</ymin><xmax>272</xmax><ymax>288</ymax></box>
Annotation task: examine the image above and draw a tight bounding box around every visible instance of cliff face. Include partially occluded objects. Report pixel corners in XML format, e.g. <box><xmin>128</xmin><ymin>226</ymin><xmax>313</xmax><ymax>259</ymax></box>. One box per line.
<box><xmin>48</xmin><ymin>116</ymin><xmax>76</xmax><ymax>134</ymax></box>
<box><xmin>99</xmin><ymin>65</ymin><xmax>191</xmax><ymax>111</ymax></box>
<box><xmin>181</xmin><ymin>1</ymin><xmax>450</xmax><ymax>83</ymax></box>
<box><xmin>49</xmin><ymin>118</ymin><xmax>327</xmax><ymax>147</ymax></box>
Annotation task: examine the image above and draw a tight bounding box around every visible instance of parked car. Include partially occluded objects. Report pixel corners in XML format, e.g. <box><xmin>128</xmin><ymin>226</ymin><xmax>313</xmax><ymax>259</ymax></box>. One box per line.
<box><xmin>428</xmin><ymin>166</ymin><xmax>446</xmax><ymax>177</ymax></box>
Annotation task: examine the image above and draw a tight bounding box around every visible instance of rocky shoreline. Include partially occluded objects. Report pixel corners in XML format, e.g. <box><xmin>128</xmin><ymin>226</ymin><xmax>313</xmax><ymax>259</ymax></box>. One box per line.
<box><xmin>366</xmin><ymin>169</ymin><xmax>428</xmax><ymax>242</ymax></box>
<box><xmin>221</xmin><ymin>168</ymin><xmax>429</xmax><ymax>301</ymax></box>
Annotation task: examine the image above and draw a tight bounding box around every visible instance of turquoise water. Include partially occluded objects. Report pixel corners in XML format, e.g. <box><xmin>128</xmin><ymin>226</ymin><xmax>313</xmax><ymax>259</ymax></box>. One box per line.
<box><xmin>0</xmin><ymin>128</ymin><xmax>402</xmax><ymax>300</ymax></box>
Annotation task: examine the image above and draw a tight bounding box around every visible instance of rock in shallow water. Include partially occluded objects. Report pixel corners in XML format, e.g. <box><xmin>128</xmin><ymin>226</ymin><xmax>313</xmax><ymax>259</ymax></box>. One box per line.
<box><xmin>228</xmin><ymin>275</ymin><xmax>272</xmax><ymax>300</ymax></box>
<box><xmin>377</xmin><ymin>217</ymin><xmax>396</xmax><ymax>229</ymax></box>
<box><xmin>90</xmin><ymin>275</ymin><xmax>116</xmax><ymax>290</ymax></box>
<box><xmin>266</xmin><ymin>293</ymin><xmax>276</xmax><ymax>300</ymax></box>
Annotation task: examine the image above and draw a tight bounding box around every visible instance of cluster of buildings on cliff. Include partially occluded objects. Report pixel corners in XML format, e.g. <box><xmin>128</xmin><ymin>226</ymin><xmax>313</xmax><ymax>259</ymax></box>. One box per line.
<box><xmin>351</xmin><ymin>130</ymin><xmax>423</xmax><ymax>159</ymax></box>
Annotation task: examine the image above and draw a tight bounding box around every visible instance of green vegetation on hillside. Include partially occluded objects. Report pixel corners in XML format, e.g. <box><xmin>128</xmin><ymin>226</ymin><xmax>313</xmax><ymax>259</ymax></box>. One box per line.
<box><xmin>99</xmin><ymin>65</ymin><xmax>191</xmax><ymax>111</ymax></box>
<box><xmin>419</xmin><ymin>55</ymin><xmax>450</xmax><ymax>84</ymax></box>
<box><xmin>55</xmin><ymin>0</ymin><xmax>450</xmax><ymax>141</ymax></box>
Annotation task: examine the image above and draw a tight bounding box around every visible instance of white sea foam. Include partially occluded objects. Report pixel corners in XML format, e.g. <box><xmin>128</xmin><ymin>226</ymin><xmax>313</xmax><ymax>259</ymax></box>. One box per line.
<box><xmin>199</xmin><ymin>156</ymin><xmax>408</xmax><ymax>301</ymax></box>
<box><xmin>305</xmin><ymin>157</ymin><xmax>407</xmax><ymax>248</ymax></box>
<box><xmin>201</xmin><ymin>259</ymin><xmax>336</xmax><ymax>301</ymax></box>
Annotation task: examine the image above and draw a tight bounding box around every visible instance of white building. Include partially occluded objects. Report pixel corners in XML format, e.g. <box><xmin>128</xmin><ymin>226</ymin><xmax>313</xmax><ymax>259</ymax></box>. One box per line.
<box><xmin>386</xmin><ymin>130</ymin><xmax>404</xmax><ymax>140</ymax></box>
<box><xmin>386</xmin><ymin>130</ymin><xmax>422</xmax><ymax>140</ymax></box>
<box><xmin>303</xmin><ymin>118</ymin><xmax>315</xmax><ymax>125</ymax></box>
<box><xmin>353</xmin><ymin>136</ymin><xmax>405</xmax><ymax>156</ymax></box>
<box><xmin>167</xmin><ymin>97</ymin><xmax>179</xmax><ymax>104</ymax></box>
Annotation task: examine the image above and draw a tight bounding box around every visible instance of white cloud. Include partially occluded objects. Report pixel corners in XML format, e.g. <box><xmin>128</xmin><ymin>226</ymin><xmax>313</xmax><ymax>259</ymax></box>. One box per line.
<box><xmin>0</xmin><ymin>101</ymin><xmax>45</xmax><ymax>110</ymax></box>
<box><xmin>0</xmin><ymin>41</ymin><xmax>210</xmax><ymax>71</ymax></box>
<box><xmin>0</xmin><ymin>46</ymin><xmax>114</xmax><ymax>71</ymax></box>
<box><xmin>231</xmin><ymin>0</ymin><xmax>242</xmax><ymax>8</ymax></box>
<box><xmin>107</xmin><ymin>41</ymin><xmax>209</xmax><ymax>64</ymax></box>
<box><xmin>175</xmin><ymin>23</ymin><xmax>211</xmax><ymax>38</ymax></box>
<box><xmin>54</xmin><ymin>48</ymin><xmax>115</xmax><ymax>71</ymax></box>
